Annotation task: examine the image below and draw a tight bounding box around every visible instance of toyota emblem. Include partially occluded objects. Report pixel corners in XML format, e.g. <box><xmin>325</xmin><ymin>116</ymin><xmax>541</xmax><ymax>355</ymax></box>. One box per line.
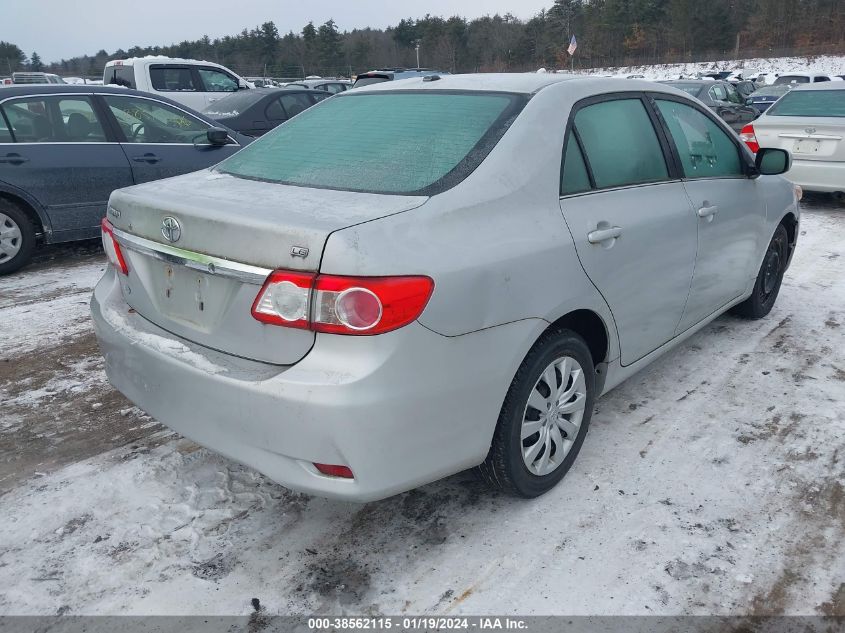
<box><xmin>161</xmin><ymin>216</ymin><xmax>181</xmax><ymax>243</ymax></box>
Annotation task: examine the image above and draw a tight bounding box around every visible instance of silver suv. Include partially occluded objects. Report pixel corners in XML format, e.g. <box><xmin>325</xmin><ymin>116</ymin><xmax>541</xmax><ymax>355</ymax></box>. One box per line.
<box><xmin>92</xmin><ymin>75</ymin><xmax>799</xmax><ymax>502</ymax></box>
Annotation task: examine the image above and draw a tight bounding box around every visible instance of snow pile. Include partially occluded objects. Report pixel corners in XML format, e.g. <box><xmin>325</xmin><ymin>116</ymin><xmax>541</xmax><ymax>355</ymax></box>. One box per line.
<box><xmin>581</xmin><ymin>54</ymin><xmax>845</xmax><ymax>82</ymax></box>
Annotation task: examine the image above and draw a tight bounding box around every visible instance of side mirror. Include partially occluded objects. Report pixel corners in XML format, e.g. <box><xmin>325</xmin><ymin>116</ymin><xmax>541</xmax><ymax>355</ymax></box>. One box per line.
<box><xmin>206</xmin><ymin>127</ymin><xmax>229</xmax><ymax>146</ymax></box>
<box><xmin>755</xmin><ymin>147</ymin><xmax>791</xmax><ymax>176</ymax></box>
<box><xmin>238</xmin><ymin>82</ymin><xmax>250</xmax><ymax>90</ymax></box>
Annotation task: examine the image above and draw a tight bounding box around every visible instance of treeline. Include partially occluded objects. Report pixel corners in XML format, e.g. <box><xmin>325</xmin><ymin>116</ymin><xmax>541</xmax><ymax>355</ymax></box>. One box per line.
<box><xmin>3</xmin><ymin>0</ymin><xmax>844</xmax><ymax>79</ymax></box>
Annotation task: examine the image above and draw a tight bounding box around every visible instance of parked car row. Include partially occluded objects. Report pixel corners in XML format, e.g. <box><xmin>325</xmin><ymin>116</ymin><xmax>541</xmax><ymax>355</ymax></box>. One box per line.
<box><xmin>661</xmin><ymin>79</ymin><xmax>759</xmax><ymax>131</ymax></box>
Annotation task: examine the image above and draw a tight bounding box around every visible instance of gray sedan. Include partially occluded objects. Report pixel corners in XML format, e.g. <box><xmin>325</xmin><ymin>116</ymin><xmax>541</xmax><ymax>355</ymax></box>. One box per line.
<box><xmin>92</xmin><ymin>75</ymin><xmax>799</xmax><ymax>501</ymax></box>
<box><xmin>661</xmin><ymin>79</ymin><xmax>761</xmax><ymax>131</ymax></box>
<box><xmin>0</xmin><ymin>85</ymin><xmax>249</xmax><ymax>274</ymax></box>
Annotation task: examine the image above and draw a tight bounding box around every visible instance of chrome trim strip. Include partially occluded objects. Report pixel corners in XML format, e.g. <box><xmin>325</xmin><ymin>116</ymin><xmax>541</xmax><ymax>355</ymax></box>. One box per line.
<box><xmin>778</xmin><ymin>133</ymin><xmax>842</xmax><ymax>141</ymax></box>
<box><xmin>111</xmin><ymin>225</ymin><xmax>272</xmax><ymax>285</ymax></box>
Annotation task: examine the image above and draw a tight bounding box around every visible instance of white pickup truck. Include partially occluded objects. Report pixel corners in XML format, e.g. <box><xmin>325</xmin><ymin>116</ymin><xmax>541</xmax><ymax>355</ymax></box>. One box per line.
<box><xmin>103</xmin><ymin>57</ymin><xmax>252</xmax><ymax>111</ymax></box>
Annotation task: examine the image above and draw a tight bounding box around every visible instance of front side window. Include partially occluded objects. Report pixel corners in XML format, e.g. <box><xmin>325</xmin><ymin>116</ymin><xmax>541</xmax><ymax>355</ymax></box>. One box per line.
<box><xmin>1</xmin><ymin>96</ymin><xmax>107</xmax><ymax>142</ymax></box>
<box><xmin>198</xmin><ymin>68</ymin><xmax>239</xmax><ymax>92</ymax></box>
<box><xmin>724</xmin><ymin>84</ymin><xmax>742</xmax><ymax>104</ymax></box>
<box><xmin>218</xmin><ymin>91</ymin><xmax>521</xmax><ymax>195</ymax></box>
<box><xmin>766</xmin><ymin>90</ymin><xmax>845</xmax><ymax>117</ymax></box>
<box><xmin>572</xmin><ymin>98</ymin><xmax>668</xmax><ymax>190</ymax></box>
<box><xmin>104</xmin><ymin>95</ymin><xmax>212</xmax><ymax>143</ymax></box>
<box><xmin>149</xmin><ymin>66</ymin><xmax>198</xmax><ymax>92</ymax></box>
<box><xmin>656</xmin><ymin>99</ymin><xmax>743</xmax><ymax>179</ymax></box>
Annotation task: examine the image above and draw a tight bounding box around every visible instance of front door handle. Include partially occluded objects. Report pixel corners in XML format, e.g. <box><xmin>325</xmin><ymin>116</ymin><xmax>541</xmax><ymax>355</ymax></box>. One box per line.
<box><xmin>132</xmin><ymin>153</ymin><xmax>161</xmax><ymax>164</ymax></box>
<box><xmin>587</xmin><ymin>226</ymin><xmax>622</xmax><ymax>244</ymax></box>
<box><xmin>0</xmin><ymin>153</ymin><xmax>29</xmax><ymax>165</ymax></box>
<box><xmin>697</xmin><ymin>205</ymin><xmax>719</xmax><ymax>218</ymax></box>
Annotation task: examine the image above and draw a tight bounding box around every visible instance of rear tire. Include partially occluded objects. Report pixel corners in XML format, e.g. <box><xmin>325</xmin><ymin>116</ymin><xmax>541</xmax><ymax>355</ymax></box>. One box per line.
<box><xmin>479</xmin><ymin>328</ymin><xmax>595</xmax><ymax>498</ymax></box>
<box><xmin>0</xmin><ymin>200</ymin><xmax>36</xmax><ymax>276</ymax></box>
<box><xmin>731</xmin><ymin>224</ymin><xmax>789</xmax><ymax>320</ymax></box>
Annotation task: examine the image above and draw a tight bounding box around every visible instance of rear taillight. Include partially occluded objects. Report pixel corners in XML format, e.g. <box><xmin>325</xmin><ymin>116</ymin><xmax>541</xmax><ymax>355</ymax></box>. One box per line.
<box><xmin>740</xmin><ymin>123</ymin><xmax>759</xmax><ymax>154</ymax></box>
<box><xmin>101</xmin><ymin>218</ymin><xmax>128</xmax><ymax>275</ymax></box>
<box><xmin>251</xmin><ymin>271</ymin><xmax>434</xmax><ymax>335</ymax></box>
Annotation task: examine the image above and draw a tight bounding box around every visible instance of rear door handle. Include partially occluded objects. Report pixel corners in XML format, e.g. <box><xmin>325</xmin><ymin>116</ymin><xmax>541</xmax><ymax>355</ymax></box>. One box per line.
<box><xmin>0</xmin><ymin>153</ymin><xmax>29</xmax><ymax>165</ymax></box>
<box><xmin>587</xmin><ymin>226</ymin><xmax>622</xmax><ymax>244</ymax></box>
<box><xmin>697</xmin><ymin>205</ymin><xmax>719</xmax><ymax>218</ymax></box>
<box><xmin>132</xmin><ymin>153</ymin><xmax>161</xmax><ymax>164</ymax></box>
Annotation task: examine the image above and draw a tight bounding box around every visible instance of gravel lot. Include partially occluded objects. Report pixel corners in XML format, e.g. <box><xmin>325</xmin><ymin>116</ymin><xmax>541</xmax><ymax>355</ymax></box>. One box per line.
<box><xmin>0</xmin><ymin>195</ymin><xmax>843</xmax><ymax>616</ymax></box>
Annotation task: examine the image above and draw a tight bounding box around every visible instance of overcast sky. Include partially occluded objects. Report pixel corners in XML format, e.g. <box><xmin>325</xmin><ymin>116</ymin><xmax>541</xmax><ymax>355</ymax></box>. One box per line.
<box><xmin>7</xmin><ymin>0</ymin><xmax>552</xmax><ymax>64</ymax></box>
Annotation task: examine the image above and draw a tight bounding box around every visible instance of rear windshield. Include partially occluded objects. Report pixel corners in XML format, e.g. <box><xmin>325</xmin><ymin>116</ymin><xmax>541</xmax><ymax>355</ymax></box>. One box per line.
<box><xmin>217</xmin><ymin>91</ymin><xmax>523</xmax><ymax>195</ymax></box>
<box><xmin>774</xmin><ymin>75</ymin><xmax>810</xmax><ymax>85</ymax></box>
<box><xmin>766</xmin><ymin>90</ymin><xmax>845</xmax><ymax>117</ymax></box>
<box><xmin>750</xmin><ymin>86</ymin><xmax>790</xmax><ymax>98</ymax></box>
<box><xmin>202</xmin><ymin>90</ymin><xmax>267</xmax><ymax>117</ymax></box>
<box><xmin>666</xmin><ymin>83</ymin><xmax>704</xmax><ymax>98</ymax></box>
<box><xmin>352</xmin><ymin>75</ymin><xmax>390</xmax><ymax>88</ymax></box>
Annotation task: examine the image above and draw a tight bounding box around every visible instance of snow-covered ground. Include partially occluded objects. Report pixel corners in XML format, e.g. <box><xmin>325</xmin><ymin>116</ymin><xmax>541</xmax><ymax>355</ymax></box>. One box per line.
<box><xmin>579</xmin><ymin>54</ymin><xmax>845</xmax><ymax>81</ymax></box>
<box><xmin>0</xmin><ymin>197</ymin><xmax>843</xmax><ymax>616</ymax></box>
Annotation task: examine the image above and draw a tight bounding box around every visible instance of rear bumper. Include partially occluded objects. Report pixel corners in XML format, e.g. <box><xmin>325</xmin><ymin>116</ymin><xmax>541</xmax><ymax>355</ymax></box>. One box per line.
<box><xmin>91</xmin><ymin>269</ymin><xmax>542</xmax><ymax>501</ymax></box>
<box><xmin>785</xmin><ymin>159</ymin><xmax>845</xmax><ymax>193</ymax></box>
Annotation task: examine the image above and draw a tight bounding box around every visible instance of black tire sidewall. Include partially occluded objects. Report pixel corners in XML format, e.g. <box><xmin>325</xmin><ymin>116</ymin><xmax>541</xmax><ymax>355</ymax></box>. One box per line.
<box><xmin>752</xmin><ymin>224</ymin><xmax>789</xmax><ymax>316</ymax></box>
<box><xmin>500</xmin><ymin>331</ymin><xmax>596</xmax><ymax>498</ymax></box>
<box><xmin>0</xmin><ymin>202</ymin><xmax>36</xmax><ymax>275</ymax></box>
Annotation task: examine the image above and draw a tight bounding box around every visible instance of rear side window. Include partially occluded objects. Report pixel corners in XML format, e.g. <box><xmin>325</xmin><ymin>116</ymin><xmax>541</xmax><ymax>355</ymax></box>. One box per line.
<box><xmin>265</xmin><ymin>98</ymin><xmax>286</xmax><ymax>121</ymax></box>
<box><xmin>573</xmin><ymin>99</ymin><xmax>668</xmax><ymax>189</ymax></box>
<box><xmin>150</xmin><ymin>66</ymin><xmax>198</xmax><ymax>92</ymax></box>
<box><xmin>279</xmin><ymin>93</ymin><xmax>313</xmax><ymax>118</ymax></box>
<box><xmin>1</xmin><ymin>96</ymin><xmax>107</xmax><ymax>142</ymax></box>
<box><xmin>560</xmin><ymin>135</ymin><xmax>591</xmax><ymax>195</ymax></box>
<box><xmin>767</xmin><ymin>90</ymin><xmax>845</xmax><ymax>117</ymax></box>
<box><xmin>655</xmin><ymin>99</ymin><xmax>743</xmax><ymax>179</ymax></box>
<box><xmin>218</xmin><ymin>92</ymin><xmax>521</xmax><ymax>195</ymax></box>
<box><xmin>106</xmin><ymin>65</ymin><xmax>136</xmax><ymax>88</ymax></box>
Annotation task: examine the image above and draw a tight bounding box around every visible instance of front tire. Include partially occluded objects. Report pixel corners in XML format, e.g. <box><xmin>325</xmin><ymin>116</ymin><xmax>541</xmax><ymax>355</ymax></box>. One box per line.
<box><xmin>731</xmin><ymin>224</ymin><xmax>789</xmax><ymax>320</ymax></box>
<box><xmin>0</xmin><ymin>200</ymin><xmax>36</xmax><ymax>276</ymax></box>
<box><xmin>479</xmin><ymin>328</ymin><xmax>595</xmax><ymax>498</ymax></box>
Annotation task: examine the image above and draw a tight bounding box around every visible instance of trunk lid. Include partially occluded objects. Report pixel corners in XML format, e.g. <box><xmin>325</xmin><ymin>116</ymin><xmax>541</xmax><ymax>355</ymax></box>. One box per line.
<box><xmin>107</xmin><ymin>169</ymin><xmax>427</xmax><ymax>365</ymax></box>
<box><xmin>755</xmin><ymin>116</ymin><xmax>845</xmax><ymax>163</ymax></box>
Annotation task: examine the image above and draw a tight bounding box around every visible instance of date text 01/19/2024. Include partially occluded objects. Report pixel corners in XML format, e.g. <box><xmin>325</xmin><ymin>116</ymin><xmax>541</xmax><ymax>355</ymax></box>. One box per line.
<box><xmin>308</xmin><ymin>617</ymin><xmax>529</xmax><ymax>630</ymax></box>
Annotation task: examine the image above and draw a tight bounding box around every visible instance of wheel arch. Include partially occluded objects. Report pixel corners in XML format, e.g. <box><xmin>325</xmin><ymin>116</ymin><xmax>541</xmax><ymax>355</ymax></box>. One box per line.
<box><xmin>544</xmin><ymin>308</ymin><xmax>610</xmax><ymax>369</ymax></box>
<box><xmin>779</xmin><ymin>211</ymin><xmax>798</xmax><ymax>265</ymax></box>
<box><xmin>0</xmin><ymin>186</ymin><xmax>50</xmax><ymax>239</ymax></box>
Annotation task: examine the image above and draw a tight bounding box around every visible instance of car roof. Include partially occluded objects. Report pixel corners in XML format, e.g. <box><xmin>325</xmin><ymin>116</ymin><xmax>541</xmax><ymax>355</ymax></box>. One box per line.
<box><xmin>661</xmin><ymin>79</ymin><xmax>724</xmax><ymax>85</ymax></box>
<box><xmin>350</xmin><ymin>73</ymin><xmax>590</xmax><ymax>94</ymax></box>
<box><xmin>349</xmin><ymin>73</ymin><xmax>707</xmax><ymax>97</ymax></box>
<box><xmin>790</xmin><ymin>81</ymin><xmax>845</xmax><ymax>92</ymax></box>
<box><xmin>0</xmin><ymin>84</ymin><xmax>155</xmax><ymax>99</ymax></box>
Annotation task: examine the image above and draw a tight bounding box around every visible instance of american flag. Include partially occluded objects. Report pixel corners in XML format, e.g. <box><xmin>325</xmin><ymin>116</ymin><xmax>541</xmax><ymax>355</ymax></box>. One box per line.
<box><xmin>568</xmin><ymin>35</ymin><xmax>578</xmax><ymax>55</ymax></box>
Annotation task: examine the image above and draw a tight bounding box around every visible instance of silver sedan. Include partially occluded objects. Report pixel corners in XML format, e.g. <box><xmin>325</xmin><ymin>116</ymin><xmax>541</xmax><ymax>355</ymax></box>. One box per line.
<box><xmin>91</xmin><ymin>74</ymin><xmax>800</xmax><ymax>501</ymax></box>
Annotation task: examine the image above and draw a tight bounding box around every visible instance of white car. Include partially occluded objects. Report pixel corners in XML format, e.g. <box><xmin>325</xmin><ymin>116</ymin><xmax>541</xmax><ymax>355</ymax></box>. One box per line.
<box><xmin>773</xmin><ymin>72</ymin><xmax>832</xmax><ymax>86</ymax></box>
<box><xmin>103</xmin><ymin>57</ymin><xmax>252</xmax><ymax>111</ymax></box>
<box><xmin>741</xmin><ymin>82</ymin><xmax>845</xmax><ymax>202</ymax></box>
